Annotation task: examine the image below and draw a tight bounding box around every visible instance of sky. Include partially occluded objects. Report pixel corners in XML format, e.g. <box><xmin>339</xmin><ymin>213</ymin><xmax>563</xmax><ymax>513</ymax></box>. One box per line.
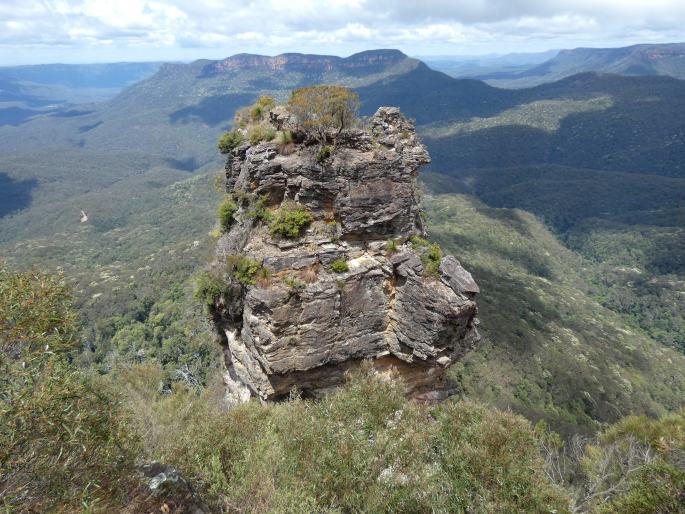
<box><xmin>1</xmin><ymin>0</ymin><xmax>685</xmax><ymax>65</ymax></box>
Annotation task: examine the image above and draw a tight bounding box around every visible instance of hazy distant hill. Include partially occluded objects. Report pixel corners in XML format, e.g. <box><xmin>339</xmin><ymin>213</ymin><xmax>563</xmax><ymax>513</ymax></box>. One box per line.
<box><xmin>0</xmin><ymin>61</ymin><xmax>162</xmax><ymax>103</ymax></box>
<box><xmin>479</xmin><ymin>43</ymin><xmax>685</xmax><ymax>88</ymax></box>
<box><xmin>423</xmin><ymin>50</ymin><xmax>558</xmax><ymax>79</ymax></box>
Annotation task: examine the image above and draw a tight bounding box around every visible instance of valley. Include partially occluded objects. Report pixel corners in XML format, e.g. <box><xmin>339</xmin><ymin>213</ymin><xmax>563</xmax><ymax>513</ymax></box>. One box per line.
<box><xmin>1</xmin><ymin>49</ymin><xmax>684</xmax><ymax>434</ymax></box>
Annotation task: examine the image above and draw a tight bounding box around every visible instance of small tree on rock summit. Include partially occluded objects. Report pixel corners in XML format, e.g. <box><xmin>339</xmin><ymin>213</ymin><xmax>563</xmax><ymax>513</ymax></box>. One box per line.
<box><xmin>287</xmin><ymin>85</ymin><xmax>360</xmax><ymax>145</ymax></box>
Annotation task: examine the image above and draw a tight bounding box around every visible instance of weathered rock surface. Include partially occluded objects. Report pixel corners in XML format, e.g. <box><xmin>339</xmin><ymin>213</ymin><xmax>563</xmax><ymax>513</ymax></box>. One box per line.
<box><xmin>210</xmin><ymin>106</ymin><xmax>480</xmax><ymax>403</ymax></box>
<box><xmin>131</xmin><ymin>462</ymin><xmax>210</xmax><ymax>514</ymax></box>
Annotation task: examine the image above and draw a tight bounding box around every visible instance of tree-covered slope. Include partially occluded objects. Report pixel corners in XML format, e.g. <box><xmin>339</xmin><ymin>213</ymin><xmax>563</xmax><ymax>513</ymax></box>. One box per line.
<box><xmin>423</xmin><ymin>192</ymin><xmax>685</xmax><ymax>435</ymax></box>
<box><xmin>480</xmin><ymin>42</ymin><xmax>685</xmax><ymax>88</ymax></box>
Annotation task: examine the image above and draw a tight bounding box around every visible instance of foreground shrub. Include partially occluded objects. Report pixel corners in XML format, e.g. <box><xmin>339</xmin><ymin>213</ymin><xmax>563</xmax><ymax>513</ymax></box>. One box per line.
<box><xmin>121</xmin><ymin>365</ymin><xmax>570</xmax><ymax>513</ymax></box>
<box><xmin>0</xmin><ymin>265</ymin><xmax>139</xmax><ymax>512</ymax></box>
<box><xmin>226</xmin><ymin>255</ymin><xmax>262</xmax><ymax>286</ymax></box>
<box><xmin>538</xmin><ymin>409</ymin><xmax>685</xmax><ymax>513</ymax></box>
<box><xmin>316</xmin><ymin>144</ymin><xmax>333</xmax><ymax>163</ymax></box>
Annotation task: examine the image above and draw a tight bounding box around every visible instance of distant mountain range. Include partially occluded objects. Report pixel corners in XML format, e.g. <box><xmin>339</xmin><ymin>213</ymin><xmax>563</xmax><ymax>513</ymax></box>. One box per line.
<box><xmin>2</xmin><ymin>49</ymin><xmax>684</xmax><ymax>225</ymax></box>
<box><xmin>471</xmin><ymin>43</ymin><xmax>685</xmax><ymax>88</ymax></box>
<box><xmin>423</xmin><ymin>50</ymin><xmax>559</xmax><ymax>79</ymax></box>
<box><xmin>0</xmin><ymin>62</ymin><xmax>163</xmax><ymax>125</ymax></box>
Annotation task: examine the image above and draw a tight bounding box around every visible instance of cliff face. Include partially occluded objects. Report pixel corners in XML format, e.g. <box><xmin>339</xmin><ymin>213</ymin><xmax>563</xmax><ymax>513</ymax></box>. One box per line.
<box><xmin>211</xmin><ymin>106</ymin><xmax>480</xmax><ymax>404</ymax></box>
<box><xmin>201</xmin><ymin>49</ymin><xmax>412</xmax><ymax>76</ymax></box>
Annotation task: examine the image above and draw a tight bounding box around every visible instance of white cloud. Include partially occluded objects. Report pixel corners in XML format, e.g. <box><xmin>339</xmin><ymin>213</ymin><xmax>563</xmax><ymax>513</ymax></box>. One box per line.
<box><xmin>0</xmin><ymin>0</ymin><xmax>684</xmax><ymax>63</ymax></box>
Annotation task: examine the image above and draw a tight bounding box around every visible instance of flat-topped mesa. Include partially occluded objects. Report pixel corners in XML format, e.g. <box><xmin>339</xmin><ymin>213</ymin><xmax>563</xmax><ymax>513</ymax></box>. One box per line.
<box><xmin>212</xmin><ymin>105</ymin><xmax>480</xmax><ymax>404</ymax></box>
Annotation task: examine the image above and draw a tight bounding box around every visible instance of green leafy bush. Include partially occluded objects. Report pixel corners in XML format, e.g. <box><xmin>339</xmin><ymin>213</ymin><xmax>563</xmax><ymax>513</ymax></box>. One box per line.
<box><xmin>283</xmin><ymin>275</ymin><xmax>305</xmax><ymax>290</ymax></box>
<box><xmin>0</xmin><ymin>265</ymin><xmax>139</xmax><ymax>512</ymax></box>
<box><xmin>217</xmin><ymin>196</ymin><xmax>238</xmax><ymax>232</ymax></box>
<box><xmin>120</xmin><ymin>367</ymin><xmax>569</xmax><ymax>513</ymax></box>
<box><xmin>246</xmin><ymin>194</ymin><xmax>272</xmax><ymax>222</ymax></box>
<box><xmin>423</xmin><ymin>243</ymin><xmax>442</xmax><ymax>277</ymax></box>
<box><xmin>409</xmin><ymin>235</ymin><xmax>429</xmax><ymax>248</ymax></box>
<box><xmin>235</xmin><ymin>95</ymin><xmax>276</xmax><ymax>127</ymax></box>
<box><xmin>538</xmin><ymin>409</ymin><xmax>685</xmax><ymax>513</ymax></box>
<box><xmin>194</xmin><ymin>270</ymin><xmax>228</xmax><ymax>308</ymax></box>
<box><xmin>270</xmin><ymin>203</ymin><xmax>313</xmax><ymax>239</ymax></box>
<box><xmin>330</xmin><ymin>258</ymin><xmax>349</xmax><ymax>273</ymax></box>
<box><xmin>217</xmin><ymin>129</ymin><xmax>244</xmax><ymax>153</ymax></box>
<box><xmin>227</xmin><ymin>256</ymin><xmax>262</xmax><ymax>286</ymax></box>
<box><xmin>316</xmin><ymin>145</ymin><xmax>333</xmax><ymax>163</ymax></box>
<box><xmin>408</xmin><ymin>235</ymin><xmax>442</xmax><ymax>276</ymax></box>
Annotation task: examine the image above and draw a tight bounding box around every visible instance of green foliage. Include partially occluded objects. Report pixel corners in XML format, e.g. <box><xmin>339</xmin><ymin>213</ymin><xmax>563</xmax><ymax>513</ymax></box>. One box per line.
<box><xmin>270</xmin><ymin>203</ymin><xmax>313</xmax><ymax>239</ymax></box>
<box><xmin>194</xmin><ymin>270</ymin><xmax>228</xmax><ymax>308</ymax></box>
<box><xmin>247</xmin><ymin>123</ymin><xmax>276</xmax><ymax>145</ymax></box>
<box><xmin>276</xmin><ymin>129</ymin><xmax>293</xmax><ymax>146</ymax></box>
<box><xmin>234</xmin><ymin>95</ymin><xmax>276</xmax><ymax>127</ymax></box>
<box><xmin>227</xmin><ymin>256</ymin><xmax>262</xmax><ymax>286</ymax></box>
<box><xmin>316</xmin><ymin>144</ymin><xmax>333</xmax><ymax>163</ymax></box>
<box><xmin>283</xmin><ymin>275</ymin><xmax>305</xmax><ymax>290</ymax></box>
<box><xmin>288</xmin><ymin>85</ymin><xmax>360</xmax><ymax>144</ymax></box>
<box><xmin>592</xmin><ymin>463</ymin><xmax>685</xmax><ymax>514</ymax></box>
<box><xmin>329</xmin><ymin>258</ymin><xmax>349</xmax><ymax>273</ymax></box>
<box><xmin>217</xmin><ymin>129</ymin><xmax>244</xmax><ymax>154</ymax></box>
<box><xmin>409</xmin><ymin>235</ymin><xmax>429</xmax><ymax>248</ymax></box>
<box><xmin>425</xmin><ymin>193</ymin><xmax>685</xmax><ymax>435</ymax></box>
<box><xmin>408</xmin><ymin>235</ymin><xmax>442</xmax><ymax>277</ymax></box>
<box><xmin>0</xmin><ymin>265</ymin><xmax>139</xmax><ymax>512</ymax></box>
<box><xmin>385</xmin><ymin>239</ymin><xmax>399</xmax><ymax>254</ymax></box>
<box><xmin>423</xmin><ymin>243</ymin><xmax>442</xmax><ymax>277</ymax></box>
<box><xmin>246</xmin><ymin>194</ymin><xmax>272</xmax><ymax>222</ymax></box>
<box><xmin>118</xmin><ymin>367</ymin><xmax>569</xmax><ymax>513</ymax></box>
<box><xmin>217</xmin><ymin>196</ymin><xmax>238</xmax><ymax>232</ymax></box>
<box><xmin>538</xmin><ymin>408</ymin><xmax>685</xmax><ymax>513</ymax></box>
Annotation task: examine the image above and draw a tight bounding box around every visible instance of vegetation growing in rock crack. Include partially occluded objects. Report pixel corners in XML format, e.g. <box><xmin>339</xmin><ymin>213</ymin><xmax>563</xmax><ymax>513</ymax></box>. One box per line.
<box><xmin>316</xmin><ymin>144</ymin><xmax>333</xmax><ymax>163</ymax></box>
<box><xmin>194</xmin><ymin>270</ymin><xmax>228</xmax><ymax>308</ymax></box>
<box><xmin>234</xmin><ymin>95</ymin><xmax>276</xmax><ymax>127</ymax></box>
<box><xmin>284</xmin><ymin>275</ymin><xmax>305</xmax><ymax>290</ymax></box>
<box><xmin>409</xmin><ymin>235</ymin><xmax>442</xmax><ymax>276</ymax></box>
<box><xmin>270</xmin><ymin>202</ymin><xmax>314</xmax><ymax>238</ymax></box>
<box><xmin>247</xmin><ymin>124</ymin><xmax>276</xmax><ymax>145</ymax></box>
<box><xmin>217</xmin><ymin>196</ymin><xmax>238</xmax><ymax>232</ymax></box>
<box><xmin>385</xmin><ymin>239</ymin><xmax>399</xmax><ymax>254</ymax></box>
<box><xmin>226</xmin><ymin>255</ymin><xmax>262</xmax><ymax>286</ymax></box>
<box><xmin>330</xmin><ymin>258</ymin><xmax>349</xmax><ymax>273</ymax></box>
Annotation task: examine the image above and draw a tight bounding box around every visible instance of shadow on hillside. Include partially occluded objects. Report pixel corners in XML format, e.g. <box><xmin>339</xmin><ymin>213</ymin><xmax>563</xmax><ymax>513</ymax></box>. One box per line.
<box><xmin>0</xmin><ymin>107</ymin><xmax>45</xmax><ymax>126</ymax></box>
<box><xmin>0</xmin><ymin>172</ymin><xmax>37</xmax><ymax>217</ymax></box>
<box><xmin>170</xmin><ymin>93</ymin><xmax>256</xmax><ymax>126</ymax></box>
<box><xmin>422</xmin><ymin>76</ymin><xmax>683</xmax><ymax>177</ymax></box>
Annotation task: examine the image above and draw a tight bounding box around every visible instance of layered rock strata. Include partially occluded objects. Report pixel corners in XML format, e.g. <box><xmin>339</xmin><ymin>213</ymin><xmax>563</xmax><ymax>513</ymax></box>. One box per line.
<box><xmin>211</xmin><ymin>106</ymin><xmax>480</xmax><ymax>403</ymax></box>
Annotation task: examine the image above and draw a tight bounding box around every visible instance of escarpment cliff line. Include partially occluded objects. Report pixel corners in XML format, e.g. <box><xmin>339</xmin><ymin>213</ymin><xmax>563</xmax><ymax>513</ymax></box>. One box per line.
<box><xmin>207</xmin><ymin>104</ymin><xmax>480</xmax><ymax>404</ymax></box>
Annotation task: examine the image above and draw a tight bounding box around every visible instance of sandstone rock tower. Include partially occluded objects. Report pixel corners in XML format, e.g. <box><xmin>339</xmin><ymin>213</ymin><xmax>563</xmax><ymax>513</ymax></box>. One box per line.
<box><xmin>209</xmin><ymin>105</ymin><xmax>480</xmax><ymax>404</ymax></box>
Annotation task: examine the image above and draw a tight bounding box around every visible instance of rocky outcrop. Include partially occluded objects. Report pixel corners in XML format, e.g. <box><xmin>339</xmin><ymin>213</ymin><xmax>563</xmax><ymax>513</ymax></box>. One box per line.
<box><xmin>210</xmin><ymin>106</ymin><xmax>480</xmax><ymax>404</ymax></box>
<box><xmin>201</xmin><ymin>49</ymin><xmax>412</xmax><ymax>76</ymax></box>
<box><xmin>131</xmin><ymin>463</ymin><xmax>210</xmax><ymax>514</ymax></box>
